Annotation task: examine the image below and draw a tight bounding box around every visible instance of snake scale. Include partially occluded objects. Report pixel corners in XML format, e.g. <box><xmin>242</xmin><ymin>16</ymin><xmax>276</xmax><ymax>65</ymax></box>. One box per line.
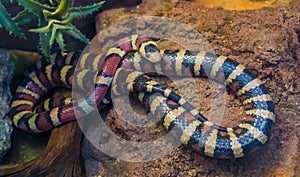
<box><xmin>10</xmin><ymin>35</ymin><xmax>275</xmax><ymax>159</ymax></box>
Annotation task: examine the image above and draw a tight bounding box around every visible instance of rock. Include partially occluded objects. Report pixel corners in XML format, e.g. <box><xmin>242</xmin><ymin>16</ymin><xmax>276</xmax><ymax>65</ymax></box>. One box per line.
<box><xmin>81</xmin><ymin>0</ymin><xmax>300</xmax><ymax>176</ymax></box>
<box><xmin>0</xmin><ymin>49</ymin><xmax>14</xmax><ymax>162</ymax></box>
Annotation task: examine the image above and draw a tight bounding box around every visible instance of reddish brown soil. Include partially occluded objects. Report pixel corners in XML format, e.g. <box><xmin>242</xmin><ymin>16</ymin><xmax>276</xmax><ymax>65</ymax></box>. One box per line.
<box><xmin>81</xmin><ymin>0</ymin><xmax>300</xmax><ymax>176</ymax></box>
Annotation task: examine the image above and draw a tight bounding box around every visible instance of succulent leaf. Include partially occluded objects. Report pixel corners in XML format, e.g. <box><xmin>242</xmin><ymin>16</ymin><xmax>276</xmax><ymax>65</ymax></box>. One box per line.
<box><xmin>56</xmin><ymin>31</ymin><xmax>66</xmax><ymax>51</ymax></box>
<box><xmin>50</xmin><ymin>24</ymin><xmax>72</xmax><ymax>45</ymax></box>
<box><xmin>2</xmin><ymin>0</ymin><xmax>105</xmax><ymax>57</ymax></box>
<box><xmin>0</xmin><ymin>1</ymin><xmax>25</xmax><ymax>38</ymax></box>
<box><xmin>17</xmin><ymin>0</ymin><xmax>54</xmax><ymax>18</ymax></box>
<box><xmin>69</xmin><ymin>1</ymin><xmax>105</xmax><ymax>18</ymax></box>
<box><xmin>29</xmin><ymin>17</ymin><xmax>73</xmax><ymax>33</ymax></box>
<box><xmin>39</xmin><ymin>31</ymin><xmax>52</xmax><ymax>58</ymax></box>
<box><xmin>43</xmin><ymin>0</ymin><xmax>70</xmax><ymax>20</ymax></box>
<box><xmin>65</xmin><ymin>24</ymin><xmax>90</xmax><ymax>44</ymax></box>
<box><xmin>13</xmin><ymin>10</ymin><xmax>36</xmax><ymax>25</ymax></box>
<box><xmin>38</xmin><ymin>19</ymin><xmax>52</xmax><ymax>57</ymax></box>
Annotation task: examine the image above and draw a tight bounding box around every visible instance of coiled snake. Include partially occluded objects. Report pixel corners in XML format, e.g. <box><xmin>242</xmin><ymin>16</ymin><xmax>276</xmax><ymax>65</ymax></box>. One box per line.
<box><xmin>10</xmin><ymin>35</ymin><xmax>275</xmax><ymax>158</ymax></box>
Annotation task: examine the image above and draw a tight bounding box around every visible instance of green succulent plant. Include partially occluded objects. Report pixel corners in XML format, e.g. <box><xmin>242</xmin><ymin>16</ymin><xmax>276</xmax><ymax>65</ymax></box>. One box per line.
<box><xmin>0</xmin><ymin>0</ymin><xmax>105</xmax><ymax>57</ymax></box>
<box><xmin>0</xmin><ymin>0</ymin><xmax>25</xmax><ymax>38</ymax></box>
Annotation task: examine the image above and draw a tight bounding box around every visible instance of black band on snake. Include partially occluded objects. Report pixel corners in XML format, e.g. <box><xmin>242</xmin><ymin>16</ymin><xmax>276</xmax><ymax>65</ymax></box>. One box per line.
<box><xmin>10</xmin><ymin>35</ymin><xmax>275</xmax><ymax>159</ymax></box>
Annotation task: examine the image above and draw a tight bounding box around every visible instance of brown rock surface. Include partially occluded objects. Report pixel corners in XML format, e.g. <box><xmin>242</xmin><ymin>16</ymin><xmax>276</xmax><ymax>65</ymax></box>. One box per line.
<box><xmin>81</xmin><ymin>0</ymin><xmax>300</xmax><ymax>176</ymax></box>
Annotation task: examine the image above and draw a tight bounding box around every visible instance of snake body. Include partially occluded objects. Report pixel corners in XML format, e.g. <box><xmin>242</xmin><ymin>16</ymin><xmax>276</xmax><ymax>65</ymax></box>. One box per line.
<box><xmin>112</xmin><ymin>50</ymin><xmax>275</xmax><ymax>158</ymax></box>
<box><xmin>10</xmin><ymin>35</ymin><xmax>160</xmax><ymax>133</ymax></box>
<box><xmin>10</xmin><ymin>35</ymin><xmax>275</xmax><ymax>158</ymax></box>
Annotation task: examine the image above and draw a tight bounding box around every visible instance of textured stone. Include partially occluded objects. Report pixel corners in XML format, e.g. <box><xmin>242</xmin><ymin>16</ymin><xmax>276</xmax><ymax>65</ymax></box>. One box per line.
<box><xmin>82</xmin><ymin>0</ymin><xmax>300</xmax><ymax>176</ymax></box>
<box><xmin>0</xmin><ymin>49</ymin><xmax>14</xmax><ymax>162</ymax></box>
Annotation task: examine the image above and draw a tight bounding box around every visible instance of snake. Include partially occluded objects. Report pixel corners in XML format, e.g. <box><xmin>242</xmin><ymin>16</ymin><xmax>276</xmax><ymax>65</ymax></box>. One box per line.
<box><xmin>9</xmin><ymin>35</ymin><xmax>275</xmax><ymax>159</ymax></box>
<box><xmin>10</xmin><ymin>35</ymin><xmax>160</xmax><ymax>133</ymax></box>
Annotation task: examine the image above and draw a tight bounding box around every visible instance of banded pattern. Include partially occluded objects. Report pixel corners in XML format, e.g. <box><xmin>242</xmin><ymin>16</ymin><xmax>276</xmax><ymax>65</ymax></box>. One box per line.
<box><xmin>112</xmin><ymin>49</ymin><xmax>275</xmax><ymax>158</ymax></box>
<box><xmin>10</xmin><ymin>35</ymin><xmax>160</xmax><ymax>133</ymax></box>
<box><xmin>10</xmin><ymin>36</ymin><xmax>275</xmax><ymax>159</ymax></box>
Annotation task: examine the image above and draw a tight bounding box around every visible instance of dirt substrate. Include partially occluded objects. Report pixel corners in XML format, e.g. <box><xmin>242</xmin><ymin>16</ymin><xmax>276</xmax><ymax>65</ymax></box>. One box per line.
<box><xmin>81</xmin><ymin>0</ymin><xmax>300</xmax><ymax>176</ymax></box>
